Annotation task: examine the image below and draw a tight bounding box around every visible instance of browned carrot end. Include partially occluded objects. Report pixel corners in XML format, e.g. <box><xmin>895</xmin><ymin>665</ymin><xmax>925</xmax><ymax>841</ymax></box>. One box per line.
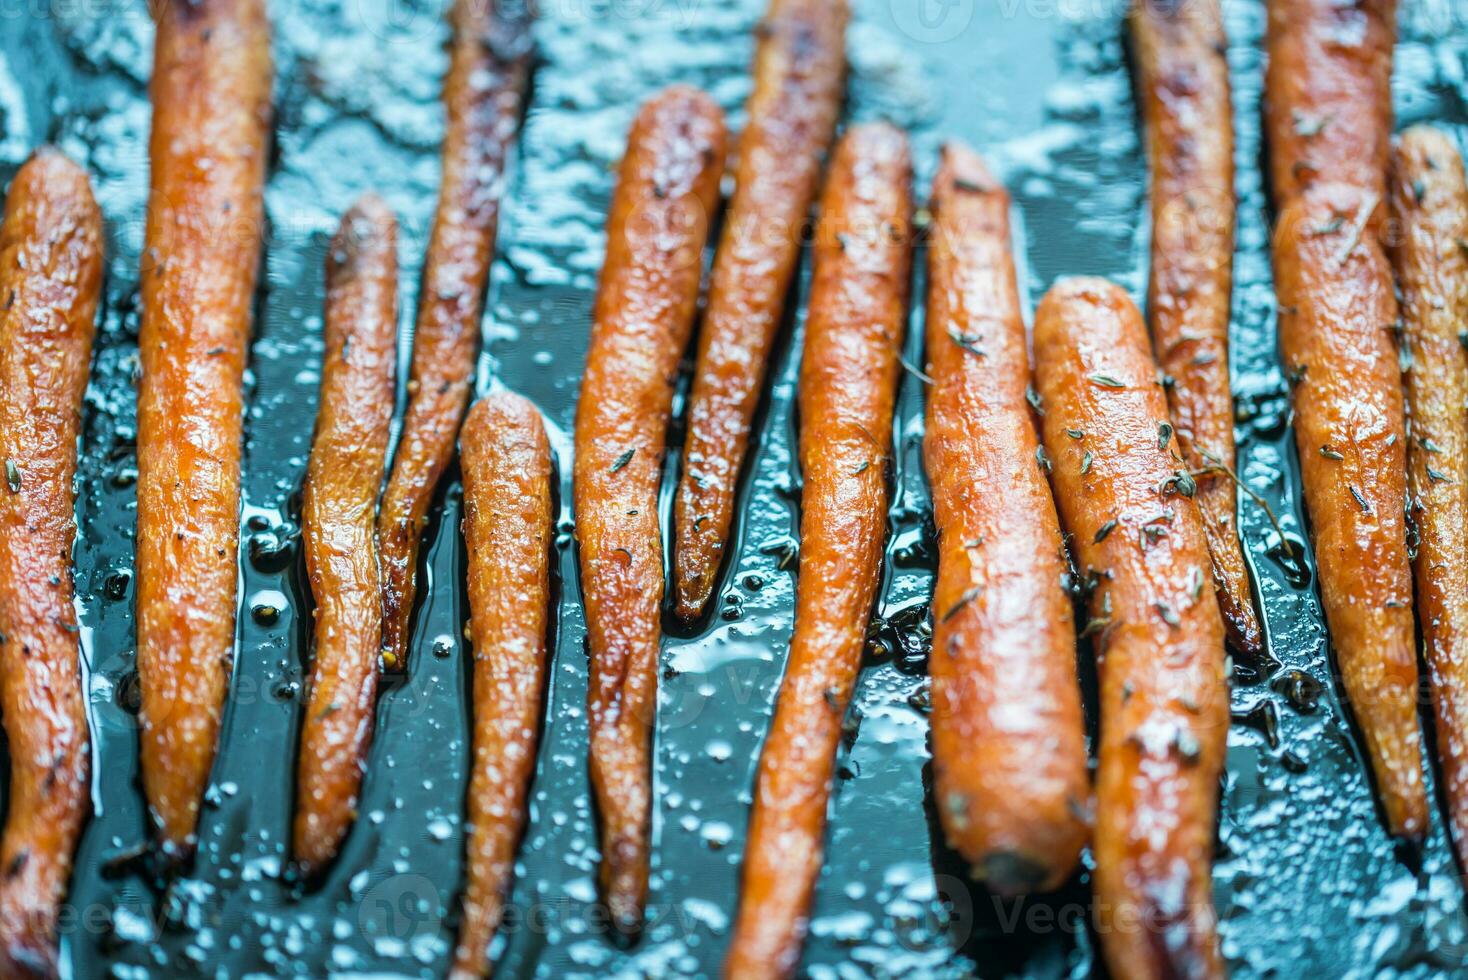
<box><xmin>377</xmin><ymin>0</ymin><xmax>534</xmax><ymax>674</ymax></box>
<box><xmin>725</xmin><ymin>121</ymin><xmax>913</xmax><ymax>980</ymax></box>
<box><xmin>575</xmin><ymin>85</ymin><xmax>728</xmax><ymax>939</ymax></box>
<box><xmin>923</xmin><ymin>141</ymin><xmax>1089</xmax><ymax>895</ymax></box>
<box><xmin>292</xmin><ymin>195</ymin><xmax>400</xmax><ymax>879</ymax></box>
<box><xmin>671</xmin><ymin>0</ymin><xmax>848</xmax><ymax>622</ymax></box>
<box><xmin>0</xmin><ymin>147</ymin><xmax>103</xmax><ymax>980</ymax></box>
<box><xmin>1388</xmin><ymin>125</ymin><xmax>1468</xmax><ymax>867</ymax></box>
<box><xmin>452</xmin><ymin>391</ymin><xmax>553</xmax><ymax>978</ymax></box>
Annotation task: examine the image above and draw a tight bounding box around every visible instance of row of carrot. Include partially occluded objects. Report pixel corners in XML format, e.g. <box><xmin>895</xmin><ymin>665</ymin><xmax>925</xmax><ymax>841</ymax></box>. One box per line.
<box><xmin>1</xmin><ymin>0</ymin><xmax>1466</xmax><ymax>978</ymax></box>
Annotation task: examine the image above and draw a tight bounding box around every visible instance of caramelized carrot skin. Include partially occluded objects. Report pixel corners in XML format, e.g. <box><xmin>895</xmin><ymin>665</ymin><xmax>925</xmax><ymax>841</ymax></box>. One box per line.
<box><xmin>921</xmin><ymin>144</ymin><xmax>1088</xmax><ymax>894</ymax></box>
<box><xmin>672</xmin><ymin>0</ymin><xmax>848</xmax><ymax>621</ymax></box>
<box><xmin>1131</xmin><ymin>0</ymin><xmax>1262</xmax><ymax>655</ymax></box>
<box><xmin>378</xmin><ymin>0</ymin><xmax>533</xmax><ymax>672</ymax></box>
<box><xmin>0</xmin><ymin>148</ymin><xmax>102</xmax><ymax>979</ymax></box>
<box><xmin>1265</xmin><ymin>0</ymin><xmax>1396</xmax><ymax>214</ymax></box>
<box><xmin>1034</xmin><ymin>279</ymin><xmax>1228</xmax><ymax>980</ymax></box>
<box><xmin>452</xmin><ymin>393</ymin><xmax>553</xmax><ymax>980</ymax></box>
<box><xmin>725</xmin><ymin>123</ymin><xmax>912</xmax><ymax>980</ymax></box>
<box><xmin>293</xmin><ymin>197</ymin><xmax>399</xmax><ymax>877</ymax></box>
<box><xmin>135</xmin><ymin>0</ymin><xmax>273</xmax><ymax>858</ymax></box>
<box><xmin>1273</xmin><ymin>185</ymin><xmax>1425</xmax><ymax>838</ymax></box>
<box><xmin>1388</xmin><ymin>128</ymin><xmax>1468</xmax><ymax>865</ymax></box>
<box><xmin>572</xmin><ymin>86</ymin><xmax>726</xmax><ymax>936</ymax></box>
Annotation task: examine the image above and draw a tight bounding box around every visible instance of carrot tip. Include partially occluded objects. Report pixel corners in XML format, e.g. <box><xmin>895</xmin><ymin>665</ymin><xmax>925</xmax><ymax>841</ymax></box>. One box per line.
<box><xmin>973</xmin><ymin>850</ymin><xmax>1056</xmax><ymax>896</ymax></box>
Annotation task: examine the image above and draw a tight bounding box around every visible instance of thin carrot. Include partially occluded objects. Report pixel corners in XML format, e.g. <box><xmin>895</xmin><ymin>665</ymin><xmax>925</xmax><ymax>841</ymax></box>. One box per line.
<box><xmin>451</xmin><ymin>391</ymin><xmax>554</xmax><ymax>979</ymax></box>
<box><xmin>922</xmin><ymin>142</ymin><xmax>1088</xmax><ymax>894</ymax></box>
<box><xmin>573</xmin><ymin>85</ymin><xmax>727</xmax><ymax>936</ymax></box>
<box><xmin>672</xmin><ymin>0</ymin><xmax>848</xmax><ymax>621</ymax></box>
<box><xmin>725</xmin><ymin>122</ymin><xmax>912</xmax><ymax>980</ymax></box>
<box><xmin>293</xmin><ymin>197</ymin><xmax>399</xmax><ymax>877</ymax></box>
<box><xmin>1034</xmin><ymin>278</ymin><xmax>1228</xmax><ymax>980</ymax></box>
<box><xmin>135</xmin><ymin>0</ymin><xmax>273</xmax><ymax>860</ymax></box>
<box><xmin>1131</xmin><ymin>0</ymin><xmax>1262</xmax><ymax>654</ymax></box>
<box><xmin>378</xmin><ymin>0</ymin><xmax>533</xmax><ymax>672</ymax></box>
<box><xmin>1387</xmin><ymin>126</ymin><xmax>1468</xmax><ymax>866</ymax></box>
<box><xmin>0</xmin><ymin>147</ymin><xmax>103</xmax><ymax>978</ymax></box>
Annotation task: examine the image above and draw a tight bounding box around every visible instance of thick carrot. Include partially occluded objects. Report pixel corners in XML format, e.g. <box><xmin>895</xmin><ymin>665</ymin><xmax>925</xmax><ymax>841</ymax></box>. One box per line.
<box><xmin>135</xmin><ymin>0</ymin><xmax>272</xmax><ymax>860</ymax></box>
<box><xmin>573</xmin><ymin>86</ymin><xmax>726</xmax><ymax>936</ymax></box>
<box><xmin>1389</xmin><ymin>127</ymin><xmax>1468</xmax><ymax>865</ymax></box>
<box><xmin>672</xmin><ymin>0</ymin><xmax>847</xmax><ymax>621</ymax></box>
<box><xmin>451</xmin><ymin>392</ymin><xmax>553</xmax><ymax>980</ymax></box>
<box><xmin>725</xmin><ymin>122</ymin><xmax>912</xmax><ymax>980</ymax></box>
<box><xmin>1265</xmin><ymin>0</ymin><xmax>1426</xmax><ymax>840</ymax></box>
<box><xmin>378</xmin><ymin>0</ymin><xmax>533</xmax><ymax>672</ymax></box>
<box><xmin>921</xmin><ymin>143</ymin><xmax>1088</xmax><ymax>894</ymax></box>
<box><xmin>0</xmin><ymin>148</ymin><xmax>102</xmax><ymax>978</ymax></box>
<box><xmin>1265</xmin><ymin>0</ymin><xmax>1397</xmax><ymax>216</ymax></box>
<box><xmin>293</xmin><ymin>197</ymin><xmax>399</xmax><ymax>877</ymax></box>
<box><xmin>1033</xmin><ymin>278</ymin><xmax>1228</xmax><ymax>980</ymax></box>
<box><xmin>1131</xmin><ymin>0</ymin><xmax>1262</xmax><ymax>655</ymax></box>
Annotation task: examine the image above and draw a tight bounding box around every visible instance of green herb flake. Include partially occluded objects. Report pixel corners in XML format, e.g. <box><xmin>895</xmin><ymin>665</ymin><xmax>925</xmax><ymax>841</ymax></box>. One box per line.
<box><xmin>1428</xmin><ymin>466</ymin><xmax>1455</xmax><ymax>484</ymax></box>
<box><xmin>942</xmin><ymin>586</ymin><xmax>982</xmax><ymax>623</ymax></box>
<box><xmin>852</xmin><ymin>460</ymin><xmax>871</xmax><ymax>476</ymax></box>
<box><xmin>1190</xmin><ymin>566</ymin><xmax>1206</xmax><ymax>602</ymax></box>
<box><xmin>1036</xmin><ymin>446</ymin><xmax>1051</xmax><ymax>474</ymax></box>
<box><xmin>1080</xmin><ymin>450</ymin><xmax>1094</xmax><ymax>475</ymax></box>
<box><xmin>1094</xmin><ymin>518</ymin><xmax>1118</xmax><ymax>544</ymax></box>
<box><xmin>609</xmin><ymin>448</ymin><xmax>636</xmax><ymax>473</ymax></box>
<box><xmin>1419</xmin><ymin>437</ymin><xmax>1444</xmax><ymax>454</ymax></box>
<box><xmin>1293</xmin><ymin>111</ymin><xmax>1329</xmax><ymax>137</ymax></box>
<box><xmin>1089</xmin><ymin>373</ymin><xmax>1125</xmax><ymax>389</ymax></box>
<box><xmin>1026</xmin><ymin>384</ymin><xmax>1044</xmax><ymax>414</ymax></box>
<box><xmin>1157</xmin><ymin>421</ymin><xmax>1174</xmax><ymax>451</ymax></box>
<box><xmin>1067</xmin><ymin>428</ymin><xmax>1085</xmax><ymax>440</ymax></box>
<box><xmin>948</xmin><ymin>327</ymin><xmax>986</xmax><ymax>357</ymax></box>
<box><xmin>1156</xmin><ymin>601</ymin><xmax>1181</xmax><ymax>628</ymax></box>
<box><xmin>3</xmin><ymin>460</ymin><xmax>17</xmax><ymax>494</ymax></box>
<box><xmin>1319</xmin><ymin>445</ymin><xmax>1344</xmax><ymax>461</ymax></box>
<box><xmin>1349</xmin><ymin>484</ymin><xmax>1370</xmax><ymax>513</ymax></box>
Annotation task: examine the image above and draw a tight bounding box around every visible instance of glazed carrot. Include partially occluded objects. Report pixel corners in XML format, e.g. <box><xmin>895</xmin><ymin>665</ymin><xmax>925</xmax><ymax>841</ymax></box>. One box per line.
<box><xmin>672</xmin><ymin>0</ymin><xmax>848</xmax><ymax>621</ymax></box>
<box><xmin>378</xmin><ymin>0</ymin><xmax>533</xmax><ymax>672</ymax></box>
<box><xmin>725</xmin><ymin>122</ymin><xmax>912</xmax><ymax>980</ymax></box>
<box><xmin>0</xmin><ymin>148</ymin><xmax>102</xmax><ymax>978</ymax></box>
<box><xmin>1265</xmin><ymin>0</ymin><xmax>1426</xmax><ymax>840</ymax></box>
<box><xmin>135</xmin><ymin>0</ymin><xmax>272</xmax><ymax>859</ymax></box>
<box><xmin>921</xmin><ymin>143</ymin><xmax>1088</xmax><ymax>894</ymax></box>
<box><xmin>1131</xmin><ymin>0</ymin><xmax>1262</xmax><ymax>655</ymax></box>
<box><xmin>293</xmin><ymin>197</ymin><xmax>399</xmax><ymax>877</ymax></box>
<box><xmin>451</xmin><ymin>392</ymin><xmax>553</xmax><ymax>980</ymax></box>
<box><xmin>1265</xmin><ymin>0</ymin><xmax>1396</xmax><ymax>216</ymax></box>
<box><xmin>1389</xmin><ymin>128</ymin><xmax>1468</xmax><ymax>865</ymax></box>
<box><xmin>573</xmin><ymin>86</ymin><xmax>726</xmax><ymax>936</ymax></box>
<box><xmin>1033</xmin><ymin>278</ymin><xmax>1228</xmax><ymax>980</ymax></box>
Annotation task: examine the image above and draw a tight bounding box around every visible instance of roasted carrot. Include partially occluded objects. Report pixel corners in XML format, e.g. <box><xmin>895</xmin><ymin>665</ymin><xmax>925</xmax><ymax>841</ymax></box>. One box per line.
<box><xmin>378</xmin><ymin>0</ymin><xmax>534</xmax><ymax>672</ymax></box>
<box><xmin>672</xmin><ymin>0</ymin><xmax>848</xmax><ymax>621</ymax></box>
<box><xmin>573</xmin><ymin>86</ymin><xmax>726</xmax><ymax>936</ymax></box>
<box><xmin>1388</xmin><ymin>127</ymin><xmax>1468</xmax><ymax>866</ymax></box>
<box><xmin>921</xmin><ymin>143</ymin><xmax>1088</xmax><ymax>894</ymax></box>
<box><xmin>1265</xmin><ymin>0</ymin><xmax>1426</xmax><ymax>840</ymax></box>
<box><xmin>1265</xmin><ymin>0</ymin><xmax>1397</xmax><ymax>217</ymax></box>
<box><xmin>0</xmin><ymin>148</ymin><xmax>102</xmax><ymax>978</ymax></box>
<box><xmin>451</xmin><ymin>392</ymin><xmax>553</xmax><ymax>980</ymax></box>
<box><xmin>725</xmin><ymin>122</ymin><xmax>911</xmax><ymax>980</ymax></box>
<box><xmin>1131</xmin><ymin>0</ymin><xmax>1262</xmax><ymax>655</ymax></box>
<box><xmin>135</xmin><ymin>0</ymin><xmax>272</xmax><ymax>860</ymax></box>
<box><xmin>293</xmin><ymin>197</ymin><xmax>399</xmax><ymax>877</ymax></box>
<box><xmin>1033</xmin><ymin>278</ymin><xmax>1228</xmax><ymax>980</ymax></box>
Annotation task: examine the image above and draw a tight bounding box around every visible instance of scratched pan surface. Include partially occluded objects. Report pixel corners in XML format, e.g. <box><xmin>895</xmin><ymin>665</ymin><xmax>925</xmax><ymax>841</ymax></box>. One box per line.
<box><xmin>2</xmin><ymin>0</ymin><xmax>1468</xmax><ymax>975</ymax></box>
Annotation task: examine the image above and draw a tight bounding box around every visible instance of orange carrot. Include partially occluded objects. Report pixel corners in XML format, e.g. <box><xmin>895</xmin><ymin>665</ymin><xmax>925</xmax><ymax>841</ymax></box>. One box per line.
<box><xmin>0</xmin><ymin>147</ymin><xmax>103</xmax><ymax>978</ymax></box>
<box><xmin>293</xmin><ymin>197</ymin><xmax>399</xmax><ymax>877</ymax></box>
<box><xmin>378</xmin><ymin>0</ymin><xmax>533</xmax><ymax>672</ymax></box>
<box><xmin>135</xmin><ymin>0</ymin><xmax>273</xmax><ymax>860</ymax></box>
<box><xmin>573</xmin><ymin>86</ymin><xmax>727</xmax><ymax>936</ymax></box>
<box><xmin>725</xmin><ymin>122</ymin><xmax>912</xmax><ymax>979</ymax></box>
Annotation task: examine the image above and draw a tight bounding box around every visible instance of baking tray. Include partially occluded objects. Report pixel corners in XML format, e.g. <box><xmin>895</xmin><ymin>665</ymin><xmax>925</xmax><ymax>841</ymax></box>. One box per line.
<box><xmin>3</xmin><ymin>0</ymin><xmax>1468</xmax><ymax>975</ymax></box>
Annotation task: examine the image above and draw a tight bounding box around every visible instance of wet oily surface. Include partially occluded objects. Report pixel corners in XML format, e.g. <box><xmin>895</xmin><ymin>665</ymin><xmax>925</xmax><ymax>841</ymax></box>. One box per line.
<box><xmin>1</xmin><ymin>0</ymin><xmax>1467</xmax><ymax>975</ymax></box>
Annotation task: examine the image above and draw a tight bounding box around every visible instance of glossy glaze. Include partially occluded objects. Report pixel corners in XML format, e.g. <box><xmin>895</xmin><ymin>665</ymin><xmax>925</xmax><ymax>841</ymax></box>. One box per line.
<box><xmin>293</xmin><ymin>197</ymin><xmax>399</xmax><ymax>877</ymax></box>
<box><xmin>1132</xmin><ymin>0</ymin><xmax>1262</xmax><ymax>654</ymax></box>
<box><xmin>1034</xmin><ymin>279</ymin><xmax>1228</xmax><ymax>980</ymax></box>
<box><xmin>135</xmin><ymin>0</ymin><xmax>273</xmax><ymax>859</ymax></box>
<box><xmin>377</xmin><ymin>0</ymin><xmax>533</xmax><ymax>672</ymax></box>
<box><xmin>452</xmin><ymin>392</ymin><xmax>553</xmax><ymax>979</ymax></box>
<box><xmin>1388</xmin><ymin>126</ymin><xmax>1468</xmax><ymax>865</ymax></box>
<box><xmin>672</xmin><ymin>0</ymin><xmax>847</xmax><ymax>621</ymax></box>
<box><xmin>920</xmin><ymin>142</ymin><xmax>1088</xmax><ymax>894</ymax></box>
<box><xmin>572</xmin><ymin>86</ymin><xmax>727</xmax><ymax>937</ymax></box>
<box><xmin>724</xmin><ymin>122</ymin><xmax>912</xmax><ymax>980</ymax></box>
<box><xmin>0</xmin><ymin>148</ymin><xmax>102</xmax><ymax>978</ymax></box>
